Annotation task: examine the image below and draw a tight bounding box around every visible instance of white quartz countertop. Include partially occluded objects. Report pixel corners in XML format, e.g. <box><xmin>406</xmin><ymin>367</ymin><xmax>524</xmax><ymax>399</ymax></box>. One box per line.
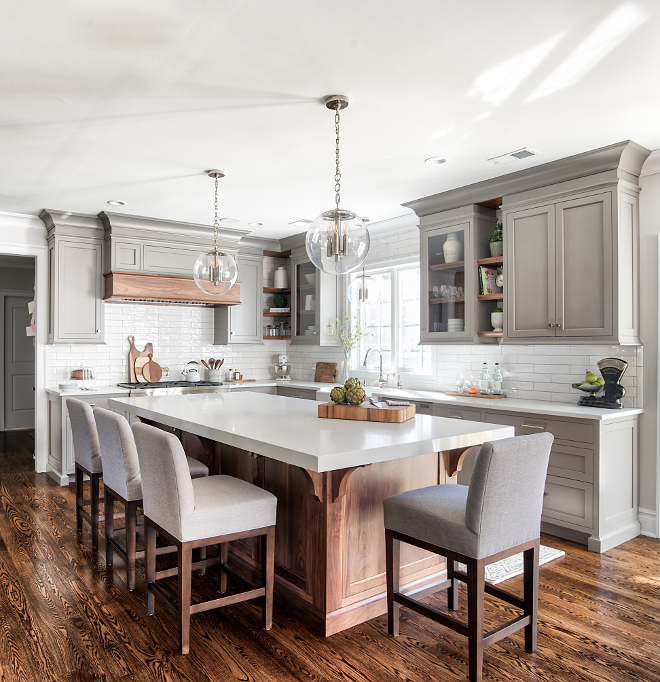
<box><xmin>46</xmin><ymin>386</ymin><xmax>131</xmax><ymax>398</ymax></box>
<box><xmin>314</xmin><ymin>386</ymin><xmax>642</xmax><ymax>421</ymax></box>
<box><xmin>108</xmin><ymin>393</ymin><xmax>514</xmax><ymax>473</ymax></box>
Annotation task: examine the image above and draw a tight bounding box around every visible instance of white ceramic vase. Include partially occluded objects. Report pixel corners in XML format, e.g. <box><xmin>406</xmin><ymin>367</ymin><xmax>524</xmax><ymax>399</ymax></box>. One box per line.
<box><xmin>489</xmin><ymin>241</ymin><xmax>503</xmax><ymax>257</ymax></box>
<box><xmin>443</xmin><ymin>233</ymin><xmax>462</xmax><ymax>263</ymax></box>
<box><xmin>491</xmin><ymin>311</ymin><xmax>504</xmax><ymax>332</ymax></box>
<box><xmin>274</xmin><ymin>266</ymin><xmax>288</xmax><ymax>289</ymax></box>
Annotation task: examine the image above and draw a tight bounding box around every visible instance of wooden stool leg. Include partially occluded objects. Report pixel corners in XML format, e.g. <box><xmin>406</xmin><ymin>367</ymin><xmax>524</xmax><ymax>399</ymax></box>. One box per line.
<box><xmin>126</xmin><ymin>500</ymin><xmax>138</xmax><ymax>592</ymax></box>
<box><xmin>76</xmin><ymin>467</ymin><xmax>84</xmax><ymax>532</ymax></box>
<box><xmin>524</xmin><ymin>541</ymin><xmax>540</xmax><ymax>653</ymax></box>
<box><xmin>385</xmin><ymin>529</ymin><xmax>400</xmax><ymax>637</ymax></box>
<box><xmin>261</xmin><ymin>527</ymin><xmax>275</xmax><ymax>630</ymax></box>
<box><xmin>105</xmin><ymin>491</ymin><xmax>114</xmax><ymax>567</ymax></box>
<box><xmin>447</xmin><ymin>558</ymin><xmax>459</xmax><ymax>611</ymax></box>
<box><xmin>178</xmin><ymin>542</ymin><xmax>193</xmax><ymax>655</ymax></box>
<box><xmin>467</xmin><ymin>558</ymin><xmax>485</xmax><ymax>682</ymax></box>
<box><xmin>91</xmin><ymin>473</ymin><xmax>101</xmax><ymax>549</ymax></box>
<box><xmin>198</xmin><ymin>546</ymin><xmax>206</xmax><ymax>576</ymax></box>
<box><xmin>219</xmin><ymin>542</ymin><xmax>228</xmax><ymax>594</ymax></box>
<box><xmin>145</xmin><ymin>522</ymin><xmax>156</xmax><ymax>616</ymax></box>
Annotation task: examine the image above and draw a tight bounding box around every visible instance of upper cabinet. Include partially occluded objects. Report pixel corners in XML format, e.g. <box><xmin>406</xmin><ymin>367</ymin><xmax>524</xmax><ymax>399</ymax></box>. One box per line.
<box><xmin>405</xmin><ymin>141</ymin><xmax>650</xmax><ymax>346</ymax></box>
<box><xmin>290</xmin><ymin>253</ymin><xmax>340</xmax><ymax>346</ymax></box>
<box><xmin>40</xmin><ymin>211</ymin><xmax>105</xmax><ymax>344</ymax></box>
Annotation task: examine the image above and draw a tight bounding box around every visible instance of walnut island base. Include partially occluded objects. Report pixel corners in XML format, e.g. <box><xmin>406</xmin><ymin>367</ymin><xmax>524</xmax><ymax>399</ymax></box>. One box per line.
<box><xmin>183</xmin><ymin>435</ymin><xmax>470</xmax><ymax>636</ymax></box>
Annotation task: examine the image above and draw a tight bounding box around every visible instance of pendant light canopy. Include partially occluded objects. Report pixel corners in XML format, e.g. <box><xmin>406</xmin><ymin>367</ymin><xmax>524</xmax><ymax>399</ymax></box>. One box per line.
<box><xmin>193</xmin><ymin>170</ymin><xmax>239</xmax><ymax>296</ymax></box>
<box><xmin>348</xmin><ymin>267</ymin><xmax>380</xmax><ymax>309</ymax></box>
<box><xmin>305</xmin><ymin>95</ymin><xmax>369</xmax><ymax>275</ymax></box>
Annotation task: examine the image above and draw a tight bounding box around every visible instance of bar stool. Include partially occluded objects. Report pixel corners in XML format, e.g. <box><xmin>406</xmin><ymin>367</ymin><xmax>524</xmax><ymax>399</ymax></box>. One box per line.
<box><xmin>93</xmin><ymin>407</ymin><xmax>210</xmax><ymax>591</ymax></box>
<box><xmin>67</xmin><ymin>398</ymin><xmax>104</xmax><ymax>549</ymax></box>
<box><xmin>132</xmin><ymin>422</ymin><xmax>277</xmax><ymax>655</ymax></box>
<box><xmin>384</xmin><ymin>433</ymin><xmax>553</xmax><ymax>682</ymax></box>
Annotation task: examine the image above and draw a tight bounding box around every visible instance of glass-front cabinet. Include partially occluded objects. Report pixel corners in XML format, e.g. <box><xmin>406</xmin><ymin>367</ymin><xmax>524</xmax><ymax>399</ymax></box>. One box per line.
<box><xmin>420</xmin><ymin>221</ymin><xmax>474</xmax><ymax>342</ymax></box>
<box><xmin>290</xmin><ymin>254</ymin><xmax>341</xmax><ymax>345</ymax></box>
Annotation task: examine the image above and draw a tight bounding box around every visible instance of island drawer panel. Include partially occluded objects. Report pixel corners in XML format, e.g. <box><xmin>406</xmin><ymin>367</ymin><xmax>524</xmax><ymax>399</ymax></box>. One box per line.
<box><xmin>435</xmin><ymin>405</ymin><xmax>483</xmax><ymax>421</ymax></box>
<box><xmin>277</xmin><ymin>386</ymin><xmax>317</xmax><ymax>400</ymax></box>
<box><xmin>547</xmin><ymin>443</ymin><xmax>594</xmax><ymax>483</ymax></box>
<box><xmin>542</xmin><ymin>476</ymin><xmax>594</xmax><ymax>530</ymax></box>
<box><xmin>484</xmin><ymin>411</ymin><xmax>594</xmax><ymax>444</ymax></box>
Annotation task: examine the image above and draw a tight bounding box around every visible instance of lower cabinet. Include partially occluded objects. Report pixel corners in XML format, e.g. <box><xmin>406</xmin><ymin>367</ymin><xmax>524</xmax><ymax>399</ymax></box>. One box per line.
<box><xmin>435</xmin><ymin>404</ymin><xmax>639</xmax><ymax>552</ymax></box>
<box><xmin>47</xmin><ymin>392</ymin><xmax>127</xmax><ymax>486</ymax></box>
<box><xmin>231</xmin><ymin>386</ymin><xmax>276</xmax><ymax>394</ymax></box>
<box><xmin>276</xmin><ymin>386</ymin><xmax>318</xmax><ymax>400</ymax></box>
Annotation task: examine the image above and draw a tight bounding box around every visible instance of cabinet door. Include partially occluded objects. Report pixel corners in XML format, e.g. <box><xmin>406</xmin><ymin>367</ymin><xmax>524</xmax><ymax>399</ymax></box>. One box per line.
<box><xmin>555</xmin><ymin>192</ymin><xmax>613</xmax><ymax>337</ymax></box>
<box><xmin>421</xmin><ymin>222</ymin><xmax>472</xmax><ymax>342</ymax></box>
<box><xmin>229</xmin><ymin>256</ymin><xmax>263</xmax><ymax>343</ymax></box>
<box><xmin>505</xmin><ymin>204</ymin><xmax>556</xmax><ymax>338</ymax></box>
<box><xmin>56</xmin><ymin>240</ymin><xmax>103</xmax><ymax>342</ymax></box>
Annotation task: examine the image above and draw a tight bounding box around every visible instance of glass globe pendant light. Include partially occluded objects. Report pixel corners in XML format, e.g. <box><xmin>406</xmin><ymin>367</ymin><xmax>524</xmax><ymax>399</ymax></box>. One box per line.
<box><xmin>193</xmin><ymin>170</ymin><xmax>239</xmax><ymax>296</ymax></box>
<box><xmin>305</xmin><ymin>95</ymin><xmax>370</xmax><ymax>275</ymax></box>
<box><xmin>348</xmin><ymin>267</ymin><xmax>380</xmax><ymax>309</ymax></box>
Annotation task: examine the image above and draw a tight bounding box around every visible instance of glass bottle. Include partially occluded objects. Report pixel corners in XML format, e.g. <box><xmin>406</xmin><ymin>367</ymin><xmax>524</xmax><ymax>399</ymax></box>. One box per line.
<box><xmin>479</xmin><ymin>363</ymin><xmax>491</xmax><ymax>395</ymax></box>
<box><xmin>491</xmin><ymin>363</ymin><xmax>503</xmax><ymax>395</ymax></box>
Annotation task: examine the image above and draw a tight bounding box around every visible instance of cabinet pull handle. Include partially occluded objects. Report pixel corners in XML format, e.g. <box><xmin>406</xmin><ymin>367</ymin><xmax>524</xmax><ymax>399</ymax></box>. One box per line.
<box><xmin>522</xmin><ymin>423</ymin><xmax>545</xmax><ymax>430</ymax></box>
<box><xmin>543</xmin><ymin>491</ymin><xmax>548</xmax><ymax>497</ymax></box>
<box><xmin>556</xmin><ymin>322</ymin><xmax>561</xmax><ymax>328</ymax></box>
<box><xmin>96</xmin><ymin>329</ymin><xmax>101</xmax><ymax>333</ymax></box>
<box><xmin>449</xmin><ymin>415</ymin><xmax>463</xmax><ymax>419</ymax></box>
<box><xmin>548</xmin><ymin>323</ymin><xmax>554</xmax><ymax>328</ymax></box>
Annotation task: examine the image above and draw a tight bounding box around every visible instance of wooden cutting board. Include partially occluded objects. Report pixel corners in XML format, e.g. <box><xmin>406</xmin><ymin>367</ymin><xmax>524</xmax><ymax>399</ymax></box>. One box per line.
<box><xmin>128</xmin><ymin>336</ymin><xmax>153</xmax><ymax>382</ymax></box>
<box><xmin>444</xmin><ymin>391</ymin><xmax>507</xmax><ymax>399</ymax></box>
<box><xmin>143</xmin><ymin>354</ymin><xmax>162</xmax><ymax>383</ymax></box>
<box><xmin>314</xmin><ymin>362</ymin><xmax>337</xmax><ymax>383</ymax></box>
<box><xmin>318</xmin><ymin>402</ymin><xmax>416</xmax><ymax>423</ymax></box>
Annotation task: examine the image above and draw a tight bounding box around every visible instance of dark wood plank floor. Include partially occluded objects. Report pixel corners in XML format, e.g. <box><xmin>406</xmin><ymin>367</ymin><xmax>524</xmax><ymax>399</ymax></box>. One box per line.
<box><xmin>1</xmin><ymin>430</ymin><xmax>659</xmax><ymax>681</ymax></box>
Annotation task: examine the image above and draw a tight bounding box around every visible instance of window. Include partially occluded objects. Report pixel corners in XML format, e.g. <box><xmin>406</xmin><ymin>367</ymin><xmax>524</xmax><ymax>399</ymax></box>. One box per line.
<box><xmin>352</xmin><ymin>263</ymin><xmax>433</xmax><ymax>375</ymax></box>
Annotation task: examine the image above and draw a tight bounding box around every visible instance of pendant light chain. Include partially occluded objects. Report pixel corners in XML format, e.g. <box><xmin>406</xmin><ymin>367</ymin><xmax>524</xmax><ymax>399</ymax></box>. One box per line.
<box><xmin>334</xmin><ymin>103</ymin><xmax>341</xmax><ymax>211</ymax></box>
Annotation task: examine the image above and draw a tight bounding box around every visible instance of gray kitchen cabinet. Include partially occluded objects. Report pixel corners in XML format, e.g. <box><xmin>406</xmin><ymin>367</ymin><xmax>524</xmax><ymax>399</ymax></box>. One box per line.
<box><xmin>231</xmin><ymin>386</ymin><xmax>276</xmax><ymax>394</ymax></box>
<box><xmin>40</xmin><ymin>211</ymin><xmax>105</xmax><ymax>344</ymax></box>
<box><xmin>290</xmin><ymin>254</ymin><xmax>340</xmax><ymax>346</ymax></box>
<box><xmin>214</xmin><ymin>254</ymin><xmax>263</xmax><ymax>344</ymax></box>
<box><xmin>434</xmin><ymin>405</ymin><xmax>483</xmax><ymax>421</ymax></box>
<box><xmin>505</xmin><ymin>191</ymin><xmax>617</xmax><ymax>341</ymax></box>
<box><xmin>276</xmin><ymin>386</ymin><xmax>317</xmax><ymax>400</ymax></box>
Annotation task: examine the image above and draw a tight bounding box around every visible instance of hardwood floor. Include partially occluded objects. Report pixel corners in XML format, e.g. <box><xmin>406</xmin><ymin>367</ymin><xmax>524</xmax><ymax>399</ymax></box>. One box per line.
<box><xmin>1</xmin><ymin>429</ymin><xmax>659</xmax><ymax>681</ymax></box>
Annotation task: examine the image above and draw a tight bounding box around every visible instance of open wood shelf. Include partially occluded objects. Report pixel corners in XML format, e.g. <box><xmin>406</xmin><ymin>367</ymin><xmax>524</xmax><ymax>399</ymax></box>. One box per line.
<box><xmin>430</xmin><ymin>297</ymin><xmax>465</xmax><ymax>304</ymax></box>
<box><xmin>477</xmin><ymin>331</ymin><xmax>503</xmax><ymax>337</ymax></box>
<box><xmin>429</xmin><ymin>261</ymin><xmax>465</xmax><ymax>271</ymax></box>
<box><xmin>264</xmin><ymin>335</ymin><xmax>289</xmax><ymax>340</ymax></box>
<box><xmin>477</xmin><ymin>256</ymin><xmax>503</xmax><ymax>266</ymax></box>
<box><xmin>263</xmin><ymin>250</ymin><xmax>291</xmax><ymax>259</ymax></box>
<box><xmin>263</xmin><ymin>287</ymin><xmax>291</xmax><ymax>293</ymax></box>
<box><xmin>263</xmin><ymin>311</ymin><xmax>291</xmax><ymax>316</ymax></box>
<box><xmin>477</xmin><ymin>293</ymin><xmax>503</xmax><ymax>301</ymax></box>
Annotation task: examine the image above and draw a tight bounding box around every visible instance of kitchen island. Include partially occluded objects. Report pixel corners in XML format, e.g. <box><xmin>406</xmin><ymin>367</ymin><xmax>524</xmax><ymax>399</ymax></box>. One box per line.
<box><xmin>109</xmin><ymin>392</ymin><xmax>514</xmax><ymax>635</ymax></box>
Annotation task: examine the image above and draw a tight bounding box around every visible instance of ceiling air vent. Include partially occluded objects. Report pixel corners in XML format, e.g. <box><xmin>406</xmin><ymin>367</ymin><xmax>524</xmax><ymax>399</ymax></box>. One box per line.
<box><xmin>487</xmin><ymin>148</ymin><xmax>539</xmax><ymax>165</ymax></box>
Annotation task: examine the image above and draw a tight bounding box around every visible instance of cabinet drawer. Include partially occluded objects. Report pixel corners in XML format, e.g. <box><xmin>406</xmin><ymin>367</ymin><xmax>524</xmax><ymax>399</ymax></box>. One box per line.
<box><xmin>232</xmin><ymin>387</ymin><xmax>276</xmax><ymax>394</ymax></box>
<box><xmin>542</xmin><ymin>476</ymin><xmax>593</xmax><ymax>530</ymax></box>
<box><xmin>548</xmin><ymin>443</ymin><xmax>594</xmax><ymax>483</ymax></box>
<box><xmin>277</xmin><ymin>387</ymin><xmax>317</xmax><ymax>400</ymax></box>
<box><xmin>484</xmin><ymin>411</ymin><xmax>594</xmax><ymax>444</ymax></box>
<box><xmin>143</xmin><ymin>244</ymin><xmax>201</xmax><ymax>275</ymax></box>
<box><xmin>435</xmin><ymin>405</ymin><xmax>483</xmax><ymax>421</ymax></box>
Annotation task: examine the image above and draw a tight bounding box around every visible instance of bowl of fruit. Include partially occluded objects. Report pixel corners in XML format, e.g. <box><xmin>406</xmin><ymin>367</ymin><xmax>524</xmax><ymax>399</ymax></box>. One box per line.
<box><xmin>572</xmin><ymin>370</ymin><xmax>605</xmax><ymax>393</ymax></box>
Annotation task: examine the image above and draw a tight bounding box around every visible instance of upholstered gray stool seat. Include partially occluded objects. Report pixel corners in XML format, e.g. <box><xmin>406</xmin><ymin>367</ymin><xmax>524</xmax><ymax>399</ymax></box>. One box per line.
<box><xmin>185</xmin><ymin>457</ymin><xmax>210</xmax><ymax>480</ymax></box>
<box><xmin>132</xmin><ymin>422</ymin><xmax>277</xmax><ymax>655</ymax></box>
<box><xmin>385</xmin><ymin>433</ymin><xmax>553</xmax><ymax>682</ymax></box>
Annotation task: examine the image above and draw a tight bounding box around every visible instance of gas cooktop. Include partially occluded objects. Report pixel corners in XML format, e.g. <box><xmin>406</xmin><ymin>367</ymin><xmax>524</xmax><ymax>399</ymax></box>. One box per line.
<box><xmin>117</xmin><ymin>381</ymin><xmax>223</xmax><ymax>389</ymax></box>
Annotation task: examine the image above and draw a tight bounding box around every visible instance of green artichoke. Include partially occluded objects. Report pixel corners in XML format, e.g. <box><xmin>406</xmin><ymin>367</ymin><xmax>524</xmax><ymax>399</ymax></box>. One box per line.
<box><xmin>346</xmin><ymin>386</ymin><xmax>366</xmax><ymax>406</ymax></box>
<box><xmin>330</xmin><ymin>386</ymin><xmax>347</xmax><ymax>404</ymax></box>
<box><xmin>344</xmin><ymin>377</ymin><xmax>362</xmax><ymax>391</ymax></box>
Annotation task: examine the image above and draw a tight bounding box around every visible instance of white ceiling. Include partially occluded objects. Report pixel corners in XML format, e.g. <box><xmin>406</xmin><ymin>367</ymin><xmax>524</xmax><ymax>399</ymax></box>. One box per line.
<box><xmin>2</xmin><ymin>1</ymin><xmax>659</xmax><ymax>238</ymax></box>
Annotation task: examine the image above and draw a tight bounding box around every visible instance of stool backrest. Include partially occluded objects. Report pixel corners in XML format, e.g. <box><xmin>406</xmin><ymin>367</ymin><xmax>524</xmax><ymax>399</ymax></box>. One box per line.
<box><xmin>66</xmin><ymin>398</ymin><xmax>103</xmax><ymax>474</ymax></box>
<box><xmin>466</xmin><ymin>433</ymin><xmax>553</xmax><ymax>556</ymax></box>
<box><xmin>93</xmin><ymin>408</ymin><xmax>141</xmax><ymax>501</ymax></box>
<box><xmin>132</xmin><ymin>422</ymin><xmax>194</xmax><ymax>539</ymax></box>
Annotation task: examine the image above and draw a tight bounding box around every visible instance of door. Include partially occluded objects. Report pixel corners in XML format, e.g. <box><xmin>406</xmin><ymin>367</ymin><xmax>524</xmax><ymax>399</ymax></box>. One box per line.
<box><xmin>555</xmin><ymin>192</ymin><xmax>613</xmax><ymax>337</ymax></box>
<box><xmin>3</xmin><ymin>295</ymin><xmax>35</xmax><ymax>429</ymax></box>
<box><xmin>505</xmin><ymin>204</ymin><xmax>556</xmax><ymax>338</ymax></box>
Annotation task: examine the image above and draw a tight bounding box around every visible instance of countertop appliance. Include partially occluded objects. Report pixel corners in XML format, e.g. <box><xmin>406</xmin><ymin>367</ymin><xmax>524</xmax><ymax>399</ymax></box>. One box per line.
<box><xmin>275</xmin><ymin>354</ymin><xmax>291</xmax><ymax>382</ymax></box>
<box><xmin>117</xmin><ymin>381</ymin><xmax>228</xmax><ymax>397</ymax></box>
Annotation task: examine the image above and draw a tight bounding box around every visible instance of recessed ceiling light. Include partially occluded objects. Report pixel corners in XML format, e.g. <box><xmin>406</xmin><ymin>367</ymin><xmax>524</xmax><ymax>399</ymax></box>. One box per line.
<box><xmin>219</xmin><ymin>217</ymin><xmax>241</xmax><ymax>225</ymax></box>
<box><xmin>249</xmin><ymin>222</ymin><xmax>263</xmax><ymax>227</ymax></box>
<box><xmin>107</xmin><ymin>199</ymin><xmax>126</xmax><ymax>206</ymax></box>
<box><xmin>424</xmin><ymin>156</ymin><xmax>447</xmax><ymax>165</ymax></box>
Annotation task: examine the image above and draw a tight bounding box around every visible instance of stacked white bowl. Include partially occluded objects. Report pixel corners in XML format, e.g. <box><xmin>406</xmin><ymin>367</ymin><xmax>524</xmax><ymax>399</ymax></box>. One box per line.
<box><xmin>447</xmin><ymin>318</ymin><xmax>464</xmax><ymax>332</ymax></box>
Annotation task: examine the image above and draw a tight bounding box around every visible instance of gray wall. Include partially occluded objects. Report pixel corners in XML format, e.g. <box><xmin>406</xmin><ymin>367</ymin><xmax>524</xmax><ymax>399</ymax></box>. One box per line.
<box><xmin>639</xmin><ymin>167</ymin><xmax>660</xmax><ymax>526</ymax></box>
<box><xmin>0</xmin><ymin>257</ymin><xmax>35</xmax><ymax>292</ymax></box>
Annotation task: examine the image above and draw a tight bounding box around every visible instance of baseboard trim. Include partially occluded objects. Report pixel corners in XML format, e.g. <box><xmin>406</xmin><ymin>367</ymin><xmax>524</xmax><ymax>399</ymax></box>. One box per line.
<box><xmin>46</xmin><ymin>465</ymin><xmax>69</xmax><ymax>487</ymax></box>
<box><xmin>639</xmin><ymin>508</ymin><xmax>657</xmax><ymax>538</ymax></box>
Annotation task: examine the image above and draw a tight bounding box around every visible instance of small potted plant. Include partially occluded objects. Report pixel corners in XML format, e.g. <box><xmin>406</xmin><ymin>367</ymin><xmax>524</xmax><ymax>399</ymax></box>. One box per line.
<box><xmin>488</xmin><ymin>221</ymin><xmax>503</xmax><ymax>257</ymax></box>
<box><xmin>491</xmin><ymin>307</ymin><xmax>504</xmax><ymax>332</ymax></box>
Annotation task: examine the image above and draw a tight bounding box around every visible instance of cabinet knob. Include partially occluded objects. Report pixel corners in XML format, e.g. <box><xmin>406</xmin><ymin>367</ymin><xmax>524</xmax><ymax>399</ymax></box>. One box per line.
<box><xmin>548</xmin><ymin>323</ymin><xmax>554</xmax><ymax>328</ymax></box>
<box><xmin>556</xmin><ymin>322</ymin><xmax>561</xmax><ymax>328</ymax></box>
<box><xmin>96</xmin><ymin>329</ymin><xmax>101</xmax><ymax>333</ymax></box>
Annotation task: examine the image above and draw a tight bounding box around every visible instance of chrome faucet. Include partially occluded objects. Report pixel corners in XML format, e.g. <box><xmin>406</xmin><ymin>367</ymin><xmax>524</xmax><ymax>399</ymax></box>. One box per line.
<box><xmin>363</xmin><ymin>348</ymin><xmax>388</xmax><ymax>388</ymax></box>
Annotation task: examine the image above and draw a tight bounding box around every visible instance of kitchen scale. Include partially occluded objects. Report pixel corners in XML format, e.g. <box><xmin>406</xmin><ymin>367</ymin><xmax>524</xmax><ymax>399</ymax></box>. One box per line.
<box><xmin>574</xmin><ymin>357</ymin><xmax>627</xmax><ymax>409</ymax></box>
<box><xmin>275</xmin><ymin>354</ymin><xmax>291</xmax><ymax>382</ymax></box>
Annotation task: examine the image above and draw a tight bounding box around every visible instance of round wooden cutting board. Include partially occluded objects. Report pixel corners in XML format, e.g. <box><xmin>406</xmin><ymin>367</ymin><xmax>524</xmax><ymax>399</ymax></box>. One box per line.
<box><xmin>134</xmin><ymin>356</ymin><xmax>157</xmax><ymax>383</ymax></box>
<box><xmin>143</xmin><ymin>354</ymin><xmax>163</xmax><ymax>383</ymax></box>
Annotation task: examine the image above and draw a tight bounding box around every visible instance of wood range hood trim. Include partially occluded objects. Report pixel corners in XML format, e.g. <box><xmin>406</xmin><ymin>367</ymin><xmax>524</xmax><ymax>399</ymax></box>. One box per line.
<box><xmin>104</xmin><ymin>271</ymin><xmax>241</xmax><ymax>306</ymax></box>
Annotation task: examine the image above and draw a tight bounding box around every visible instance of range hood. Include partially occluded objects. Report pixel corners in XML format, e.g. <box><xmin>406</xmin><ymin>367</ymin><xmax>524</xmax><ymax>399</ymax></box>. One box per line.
<box><xmin>100</xmin><ymin>212</ymin><xmax>249</xmax><ymax>306</ymax></box>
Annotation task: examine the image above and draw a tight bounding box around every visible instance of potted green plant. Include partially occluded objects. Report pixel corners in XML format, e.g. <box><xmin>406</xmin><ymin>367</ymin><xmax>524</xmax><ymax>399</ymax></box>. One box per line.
<box><xmin>491</xmin><ymin>306</ymin><xmax>503</xmax><ymax>332</ymax></box>
<box><xmin>327</xmin><ymin>317</ymin><xmax>374</xmax><ymax>384</ymax></box>
<box><xmin>488</xmin><ymin>221</ymin><xmax>503</xmax><ymax>257</ymax></box>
